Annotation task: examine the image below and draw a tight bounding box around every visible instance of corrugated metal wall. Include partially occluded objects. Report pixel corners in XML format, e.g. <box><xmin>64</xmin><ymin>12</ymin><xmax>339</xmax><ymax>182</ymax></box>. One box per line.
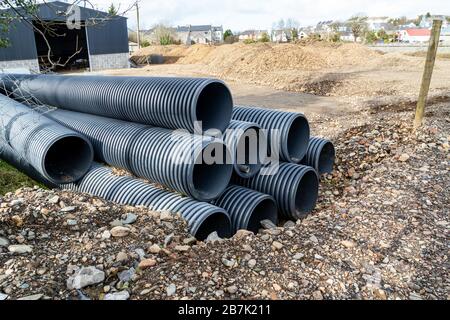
<box><xmin>0</xmin><ymin>20</ymin><xmax>38</xmax><ymax>61</ymax></box>
<box><xmin>87</xmin><ymin>18</ymin><xmax>129</xmax><ymax>55</ymax></box>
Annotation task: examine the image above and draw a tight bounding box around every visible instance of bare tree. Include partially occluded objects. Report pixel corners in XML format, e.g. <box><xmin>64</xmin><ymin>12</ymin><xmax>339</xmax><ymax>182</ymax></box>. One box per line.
<box><xmin>152</xmin><ymin>23</ymin><xmax>175</xmax><ymax>45</ymax></box>
<box><xmin>347</xmin><ymin>14</ymin><xmax>368</xmax><ymax>42</ymax></box>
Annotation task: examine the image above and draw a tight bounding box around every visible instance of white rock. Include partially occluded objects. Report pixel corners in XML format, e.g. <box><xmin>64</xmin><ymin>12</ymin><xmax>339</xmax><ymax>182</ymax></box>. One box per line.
<box><xmin>399</xmin><ymin>154</ymin><xmax>410</xmax><ymax>162</ymax></box>
<box><xmin>104</xmin><ymin>291</ymin><xmax>130</xmax><ymax>301</ymax></box>
<box><xmin>206</xmin><ymin>231</ymin><xmax>222</xmax><ymax>243</ymax></box>
<box><xmin>48</xmin><ymin>195</ymin><xmax>60</xmax><ymax>204</ymax></box>
<box><xmin>8</xmin><ymin>245</ymin><xmax>33</xmax><ymax>254</ymax></box>
<box><xmin>66</xmin><ymin>266</ymin><xmax>105</xmax><ymax>290</ymax></box>
<box><xmin>18</xmin><ymin>294</ymin><xmax>43</xmax><ymax>300</ymax></box>
<box><xmin>166</xmin><ymin>284</ymin><xmax>176</xmax><ymax>297</ymax></box>
<box><xmin>110</xmin><ymin>226</ymin><xmax>131</xmax><ymax>237</ymax></box>
<box><xmin>61</xmin><ymin>206</ymin><xmax>76</xmax><ymax>213</ymax></box>
<box><xmin>341</xmin><ymin>240</ymin><xmax>357</xmax><ymax>248</ymax></box>
<box><xmin>101</xmin><ymin>230</ymin><xmax>111</xmax><ymax>240</ymax></box>
<box><xmin>0</xmin><ymin>237</ymin><xmax>9</xmax><ymax>247</ymax></box>
<box><xmin>261</xmin><ymin>219</ymin><xmax>277</xmax><ymax>229</ymax></box>
<box><xmin>293</xmin><ymin>253</ymin><xmax>304</xmax><ymax>260</ymax></box>
<box><xmin>248</xmin><ymin>259</ymin><xmax>257</xmax><ymax>268</ymax></box>
<box><xmin>0</xmin><ymin>293</ymin><xmax>8</xmax><ymax>300</ymax></box>
<box><xmin>121</xmin><ymin>213</ymin><xmax>137</xmax><ymax>225</ymax></box>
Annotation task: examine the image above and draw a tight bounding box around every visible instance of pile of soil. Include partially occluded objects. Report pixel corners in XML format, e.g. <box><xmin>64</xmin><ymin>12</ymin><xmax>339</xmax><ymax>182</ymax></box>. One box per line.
<box><xmin>130</xmin><ymin>42</ymin><xmax>426</xmax><ymax>96</ymax></box>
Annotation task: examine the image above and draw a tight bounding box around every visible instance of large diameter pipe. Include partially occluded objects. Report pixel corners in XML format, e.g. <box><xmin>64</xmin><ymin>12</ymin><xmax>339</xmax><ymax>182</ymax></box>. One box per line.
<box><xmin>233</xmin><ymin>162</ymin><xmax>319</xmax><ymax>220</ymax></box>
<box><xmin>223</xmin><ymin>120</ymin><xmax>265</xmax><ymax>178</ymax></box>
<box><xmin>0</xmin><ymin>139</ymin><xmax>56</xmax><ymax>187</ymax></box>
<box><xmin>301</xmin><ymin>137</ymin><xmax>336</xmax><ymax>175</ymax></box>
<box><xmin>232</xmin><ymin>106</ymin><xmax>310</xmax><ymax>163</ymax></box>
<box><xmin>45</xmin><ymin>109</ymin><xmax>233</xmax><ymax>201</ymax></box>
<box><xmin>3</xmin><ymin>74</ymin><xmax>234</xmax><ymax>133</ymax></box>
<box><xmin>0</xmin><ymin>94</ymin><xmax>93</xmax><ymax>184</ymax></box>
<box><xmin>212</xmin><ymin>185</ymin><xmax>278</xmax><ymax>233</ymax></box>
<box><xmin>62</xmin><ymin>164</ymin><xmax>232</xmax><ymax>240</ymax></box>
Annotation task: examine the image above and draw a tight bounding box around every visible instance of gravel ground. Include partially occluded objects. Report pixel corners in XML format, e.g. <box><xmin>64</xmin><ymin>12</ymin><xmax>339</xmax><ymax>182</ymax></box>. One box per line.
<box><xmin>0</xmin><ymin>103</ymin><xmax>448</xmax><ymax>301</ymax></box>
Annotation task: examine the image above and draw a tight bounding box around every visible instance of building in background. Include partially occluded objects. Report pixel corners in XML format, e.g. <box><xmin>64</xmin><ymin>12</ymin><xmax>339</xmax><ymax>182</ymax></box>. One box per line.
<box><xmin>238</xmin><ymin>30</ymin><xmax>268</xmax><ymax>42</ymax></box>
<box><xmin>176</xmin><ymin>25</ymin><xmax>223</xmax><ymax>45</ymax></box>
<box><xmin>0</xmin><ymin>1</ymin><xmax>129</xmax><ymax>73</ymax></box>
<box><xmin>398</xmin><ymin>28</ymin><xmax>431</xmax><ymax>43</ymax></box>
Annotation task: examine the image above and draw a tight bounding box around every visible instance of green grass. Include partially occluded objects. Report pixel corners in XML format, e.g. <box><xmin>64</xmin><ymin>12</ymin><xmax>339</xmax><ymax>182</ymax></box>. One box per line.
<box><xmin>0</xmin><ymin>160</ymin><xmax>44</xmax><ymax>195</ymax></box>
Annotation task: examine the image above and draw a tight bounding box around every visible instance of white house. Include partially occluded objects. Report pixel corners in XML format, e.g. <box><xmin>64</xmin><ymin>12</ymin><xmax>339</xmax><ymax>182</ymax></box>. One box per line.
<box><xmin>398</xmin><ymin>28</ymin><xmax>431</xmax><ymax>43</ymax></box>
<box><xmin>176</xmin><ymin>25</ymin><xmax>223</xmax><ymax>45</ymax></box>
<box><xmin>238</xmin><ymin>30</ymin><xmax>268</xmax><ymax>42</ymax></box>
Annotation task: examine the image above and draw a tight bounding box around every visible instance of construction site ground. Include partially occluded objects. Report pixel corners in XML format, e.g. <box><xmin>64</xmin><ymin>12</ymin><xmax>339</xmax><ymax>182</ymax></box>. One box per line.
<box><xmin>0</xmin><ymin>42</ymin><xmax>449</xmax><ymax>300</ymax></box>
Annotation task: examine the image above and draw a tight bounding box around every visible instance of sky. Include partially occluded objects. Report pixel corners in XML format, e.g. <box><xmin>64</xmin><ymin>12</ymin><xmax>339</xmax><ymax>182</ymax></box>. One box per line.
<box><xmin>87</xmin><ymin>0</ymin><xmax>450</xmax><ymax>31</ymax></box>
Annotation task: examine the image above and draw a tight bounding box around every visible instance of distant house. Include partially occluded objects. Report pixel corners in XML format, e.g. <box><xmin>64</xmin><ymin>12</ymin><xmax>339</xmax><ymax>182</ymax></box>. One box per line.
<box><xmin>398</xmin><ymin>29</ymin><xmax>431</xmax><ymax>43</ymax></box>
<box><xmin>238</xmin><ymin>30</ymin><xmax>268</xmax><ymax>42</ymax></box>
<box><xmin>340</xmin><ymin>32</ymin><xmax>360</xmax><ymax>42</ymax></box>
<box><xmin>369</xmin><ymin>22</ymin><xmax>396</xmax><ymax>34</ymax></box>
<box><xmin>366</xmin><ymin>17</ymin><xmax>390</xmax><ymax>30</ymax></box>
<box><xmin>419</xmin><ymin>15</ymin><xmax>449</xmax><ymax>28</ymax></box>
<box><xmin>271</xmin><ymin>29</ymin><xmax>293</xmax><ymax>43</ymax></box>
<box><xmin>441</xmin><ymin>26</ymin><xmax>450</xmax><ymax>44</ymax></box>
<box><xmin>176</xmin><ymin>25</ymin><xmax>223</xmax><ymax>45</ymax></box>
<box><xmin>298</xmin><ymin>31</ymin><xmax>309</xmax><ymax>40</ymax></box>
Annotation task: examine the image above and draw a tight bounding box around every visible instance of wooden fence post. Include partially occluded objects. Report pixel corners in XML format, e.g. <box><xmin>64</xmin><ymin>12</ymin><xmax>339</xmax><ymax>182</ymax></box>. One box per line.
<box><xmin>414</xmin><ymin>19</ymin><xmax>442</xmax><ymax>129</ymax></box>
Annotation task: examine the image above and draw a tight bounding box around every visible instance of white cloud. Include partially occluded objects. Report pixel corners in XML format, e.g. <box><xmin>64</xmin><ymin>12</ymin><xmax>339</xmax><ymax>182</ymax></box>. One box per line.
<box><xmin>90</xmin><ymin>0</ymin><xmax>450</xmax><ymax>31</ymax></box>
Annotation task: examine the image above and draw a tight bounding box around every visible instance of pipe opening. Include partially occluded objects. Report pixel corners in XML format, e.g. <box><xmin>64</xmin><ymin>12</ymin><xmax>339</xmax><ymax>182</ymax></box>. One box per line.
<box><xmin>44</xmin><ymin>136</ymin><xmax>93</xmax><ymax>184</ymax></box>
<box><xmin>191</xmin><ymin>142</ymin><xmax>233</xmax><ymax>201</ymax></box>
<box><xmin>194</xmin><ymin>212</ymin><xmax>232</xmax><ymax>241</ymax></box>
<box><xmin>247</xmin><ymin>198</ymin><xmax>278</xmax><ymax>233</ymax></box>
<box><xmin>235</xmin><ymin>127</ymin><xmax>263</xmax><ymax>178</ymax></box>
<box><xmin>287</xmin><ymin>116</ymin><xmax>310</xmax><ymax>163</ymax></box>
<box><xmin>318</xmin><ymin>142</ymin><xmax>336</xmax><ymax>174</ymax></box>
<box><xmin>294</xmin><ymin>170</ymin><xmax>319</xmax><ymax>215</ymax></box>
<box><xmin>196</xmin><ymin>82</ymin><xmax>233</xmax><ymax>132</ymax></box>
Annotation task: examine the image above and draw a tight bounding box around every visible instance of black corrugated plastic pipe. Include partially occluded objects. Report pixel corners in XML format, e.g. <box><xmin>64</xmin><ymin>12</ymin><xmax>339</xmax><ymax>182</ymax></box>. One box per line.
<box><xmin>0</xmin><ymin>146</ymin><xmax>232</xmax><ymax>240</ymax></box>
<box><xmin>61</xmin><ymin>164</ymin><xmax>232</xmax><ymax>240</ymax></box>
<box><xmin>0</xmin><ymin>94</ymin><xmax>93</xmax><ymax>184</ymax></box>
<box><xmin>44</xmin><ymin>109</ymin><xmax>233</xmax><ymax>201</ymax></box>
<box><xmin>5</xmin><ymin>74</ymin><xmax>234</xmax><ymax>133</ymax></box>
<box><xmin>232</xmin><ymin>106</ymin><xmax>310</xmax><ymax>163</ymax></box>
<box><xmin>0</xmin><ymin>139</ymin><xmax>56</xmax><ymax>187</ymax></box>
<box><xmin>224</xmin><ymin>120</ymin><xmax>265</xmax><ymax>178</ymax></box>
<box><xmin>212</xmin><ymin>185</ymin><xmax>278</xmax><ymax>233</ymax></box>
<box><xmin>301</xmin><ymin>137</ymin><xmax>336</xmax><ymax>175</ymax></box>
<box><xmin>233</xmin><ymin>162</ymin><xmax>319</xmax><ymax>220</ymax></box>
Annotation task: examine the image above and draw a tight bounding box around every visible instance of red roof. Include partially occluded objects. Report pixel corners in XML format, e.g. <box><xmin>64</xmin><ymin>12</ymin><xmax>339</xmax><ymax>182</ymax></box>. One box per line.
<box><xmin>406</xmin><ymin>29</ymin><xmax>431</xmax><ymax>36</ymax></box>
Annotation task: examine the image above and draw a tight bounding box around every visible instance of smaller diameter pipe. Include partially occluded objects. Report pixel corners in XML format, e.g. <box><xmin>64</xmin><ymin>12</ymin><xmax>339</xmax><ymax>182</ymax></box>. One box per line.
<box><xmin>212</xmin><ymin>185</ymin><xmax>278</xmax><ymax>233</ymax></box>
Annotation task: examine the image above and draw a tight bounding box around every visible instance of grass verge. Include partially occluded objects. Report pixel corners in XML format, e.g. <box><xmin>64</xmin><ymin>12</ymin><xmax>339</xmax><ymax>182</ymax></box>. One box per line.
<box><xmin>0</xmin><ymin>160</ymin><xmax>44</xmax><ymax>195</ymax></box>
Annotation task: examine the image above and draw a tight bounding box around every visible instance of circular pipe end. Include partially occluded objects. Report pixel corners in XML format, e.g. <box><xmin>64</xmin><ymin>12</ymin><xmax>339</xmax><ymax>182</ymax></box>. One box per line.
<box><xmin>43</xmin><ymin>135</ymin><xmax>93</xmax><ymax>184</ymax></box>
<box><xmin>233</xmin><ymin>125</ymin><xmax>264</xmax><ymax>178</ymax></box>
<box><xmin>318</xmin><ymin>141</ymin><xmax>336</xmax><ymax>174</ymax></box>
<box><xmin>194</xmin><ymin>80</ymin><xmax>233</xmax><ymax>133</ymax></box>
<box><xmin>292</xmin><ymin>168</ymin><xmax>319</xmax><ymax>218</ymax></box>
<box><xmin>285</xmin><ymin>115</ymin><xmax>310</xmax><ymax>163</ymax></box>
<box><xmin>193</xmin><ymin>211</ymin><xmax>232</xmax><ymax>241</ymax></box>
<box><xmin>190</xmin><ymin>141</ymin><xmax>233</xmax><ymax>201</ymax></box>
<box><xmin>246</xmin><ymin>197</ymin><xmax>278</xmax><ymax>234</ymax></box>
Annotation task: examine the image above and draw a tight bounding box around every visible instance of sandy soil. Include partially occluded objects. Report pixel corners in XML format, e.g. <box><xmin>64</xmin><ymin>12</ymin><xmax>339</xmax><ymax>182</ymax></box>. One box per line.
<box><xmin>101</xmin><ymin>42</ymin><xmax>450</xmax><ymax>123</ymax></box>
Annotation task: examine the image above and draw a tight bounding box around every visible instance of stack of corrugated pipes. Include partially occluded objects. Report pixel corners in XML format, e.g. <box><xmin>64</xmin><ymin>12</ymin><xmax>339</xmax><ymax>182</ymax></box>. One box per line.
<box><xmin>0</xmin><ymin>74</ymin><xmax>335</xmax><ymax>240</ymax></box>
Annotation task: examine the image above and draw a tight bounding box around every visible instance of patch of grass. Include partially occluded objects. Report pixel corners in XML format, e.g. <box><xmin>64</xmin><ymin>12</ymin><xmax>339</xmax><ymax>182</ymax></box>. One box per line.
<box><xmin>0</xmin><ymin>160</ymin><xmax>44</xmax><ymax>195</ymax></box>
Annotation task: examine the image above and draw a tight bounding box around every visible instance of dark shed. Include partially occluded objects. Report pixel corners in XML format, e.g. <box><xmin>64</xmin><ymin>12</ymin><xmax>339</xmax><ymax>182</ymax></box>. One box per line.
<box><xmin>0</xmin><ymin>1</ymin><xmax>129</xmax><ymax>72</ymax></box>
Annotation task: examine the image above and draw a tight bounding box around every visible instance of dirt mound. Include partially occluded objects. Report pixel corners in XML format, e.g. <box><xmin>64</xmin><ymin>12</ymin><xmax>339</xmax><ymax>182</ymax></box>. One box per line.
<box><xmin>132</xmin><ymin>42</ymin><xmax>384</xmax><ymax>72</ymax></box>
<box><xmin>129</xmin><ymin>42</ymin><xmax>433</xmax><ymax>96</ymax></box>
